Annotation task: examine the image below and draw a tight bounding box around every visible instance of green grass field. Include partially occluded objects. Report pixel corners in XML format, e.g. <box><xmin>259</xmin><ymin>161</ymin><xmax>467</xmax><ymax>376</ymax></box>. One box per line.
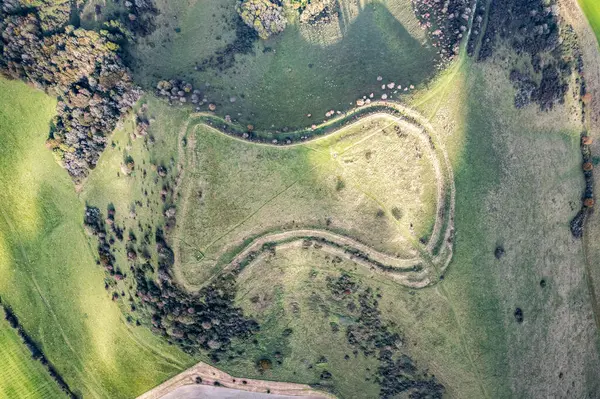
<box><xmin>3</xmin><ymin>0</ymin><xmax>600</xmax><ymax>396</ymax></box>
<box><xmin>68</xmin><ymin>21</ymin><xmax>600</xmax><ymax>398</ymax></box>
<box><xmin>412</xmin><ymin>51</ymin><xmax>600</xmax><ymax>397</ymax></box>
<box><xmin>579</xmin><ymin>0</ymin><xmax>600</xmax><ymax>44</ymax></box>
<box><xmin>0</xmin><ymin>316</ymin><xmax>65</xmax><ymax>399</ymax></box>
<box><xmin>0</xmin><ymin>77</ymin><xmax>195</xmax><ymax>399</ymax></box>
<box><xmin>175</xmin><ymin>115</ymin><xmax>437</xmax><ymax>288</ymax></box>
<box><xmin>84</xmin><ymin>0</ymin><xmax>439</xmax><ymax>129</ymax></box>
<box><xmin>224</xmin><ymin>244</ymin><xmax>480</xmax><ymax>398</ymax></box>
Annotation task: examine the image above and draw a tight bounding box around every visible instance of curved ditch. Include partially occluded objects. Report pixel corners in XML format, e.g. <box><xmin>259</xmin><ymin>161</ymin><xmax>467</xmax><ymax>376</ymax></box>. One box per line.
<box><xmin>173</xmin><ymin>102</ymin><xmax>456</xmax><ymax>289</ymax></box>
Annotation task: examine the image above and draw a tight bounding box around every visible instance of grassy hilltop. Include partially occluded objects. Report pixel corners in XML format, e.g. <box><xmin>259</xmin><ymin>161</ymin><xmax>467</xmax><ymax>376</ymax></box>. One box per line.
<box><xmin>82</xmin><ymin>0</ymin><xmax>440</xmax><ymax>129</ymax></box>
<box><xmin>1</xmin><ymin>0</ymin><xmax>600</xmax><ymax>397</ymax></box>
<box><xmin>579</xmin><ymin>0</ymin><xmax>600</xmax><ymax>43</ymax></box>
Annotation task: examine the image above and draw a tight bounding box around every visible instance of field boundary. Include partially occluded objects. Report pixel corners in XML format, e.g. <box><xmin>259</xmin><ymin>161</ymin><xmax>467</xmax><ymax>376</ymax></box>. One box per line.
<box><xmin>172</xmin><ymin>102</ymin><xmax>456</xmax><ymax>290</ymax></box>
<box><xmin>561</xmin><ymin>0</ymin><xmax>600</xmax><ymax>335</ymax></box>
<box><xmin>136</xmin><ymin>359</ymin><xmax>334</xmax><ymax>399</ymax></box>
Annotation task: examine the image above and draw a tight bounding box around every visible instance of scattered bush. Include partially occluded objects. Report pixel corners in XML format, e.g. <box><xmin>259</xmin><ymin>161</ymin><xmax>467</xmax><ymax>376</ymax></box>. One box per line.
<box><xmin>391</xmin><ymin>207</ymin><xmax>402</xmax><ymax>220</ymax></box>
<box><xmin>195</xmin><ymin>16</ymin><xmax>258</xmax><ymax>73</ymax></box>
<box><xmin>257</xmin><ymin>358</ymin><xmax>273</xmax><ymax>372</ymax></box>
<box><xmin>156</xmin><ymin>79</ymin><xmax>204</xmax><ymax>107</ymax></box>
<box><xmin>327</xmin><ymin>274</ymin><xmax>445</xmax><ymax>398</ymax></box>
<box><xmin>494</xmin><ymin>246</ymin><xmax>505</xmax><ymax>260</ymax></box>
<box><xmin>514</xmin><ymin>307</ymin><xmax>524</xmax><ymax>323</ymax></box>
<box><xmin>570</xmin><ymin>210</ymin><xmax>585</xmax><ymax>238</ymax></box>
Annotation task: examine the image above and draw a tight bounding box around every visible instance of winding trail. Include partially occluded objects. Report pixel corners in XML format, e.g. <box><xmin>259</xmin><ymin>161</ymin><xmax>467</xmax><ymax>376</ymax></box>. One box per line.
<box><xmin>172</xmin><ymin>102</ymin><xmax>456</xmax><ymax>289</ymax></box>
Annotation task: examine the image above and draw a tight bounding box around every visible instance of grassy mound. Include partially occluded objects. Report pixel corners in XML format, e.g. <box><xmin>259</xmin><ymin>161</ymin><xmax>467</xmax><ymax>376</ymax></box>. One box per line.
<box><xmin>175</xmin><ymin>115</ymin><xmax>437</xmax><ymax>288</ymax></box>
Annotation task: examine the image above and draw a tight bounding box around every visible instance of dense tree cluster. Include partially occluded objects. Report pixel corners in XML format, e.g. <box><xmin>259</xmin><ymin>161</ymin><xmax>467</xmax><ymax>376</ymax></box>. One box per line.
<box><xmin>0</xmin><ymin>7</ymin><xmax>140</xmax><ymax>181</ymax></box>
<box><xmin>1</xmin><ymin>0</ymin><xmax>75</xmax><ymax>32</ymax></box>
<box><xmin>412</xmin><ymin>0</ymin><xmax>471</xmax><ymax>59</ymax></box>
<box><xmin>478</xmin><ymin>0</ymin><xmax>561</xmax><ymax>61</ymax></box>
<box><xmin>237</xmin><ymin>0</ymin><xmax>287</xmax><ymax>40</ymax></box>
<box><xmin>510</xmin><ymin>66</ymin><xmax>570</xmax><ymax>111</ymax></box>
<box><xmin>327</xmin><ymin>274</ymin><xmax>445</xmax><ymax>398</ymax></box>
<box><xmin>1</xmin><ymin>299</ymin><xmax>78</xmax><ymax>398</ymax></box>
<box><xmin>134</xmin><ymin>263</ymin><xmax>259</xmax><ymax>358</ymax></box>
<box><xmin>121</xmin><ymin>0</ymin><xmax>159</xmax><ymax>37</ymax></box>
<box><xmin>475</xmin><ymin>0</ymin><xmax>578</xmax><ymax>111</ymax></box>
<box><xmin>84</xmin><ymin>205</ymin><xmax>258</xmax><ymax>358</ymax></box>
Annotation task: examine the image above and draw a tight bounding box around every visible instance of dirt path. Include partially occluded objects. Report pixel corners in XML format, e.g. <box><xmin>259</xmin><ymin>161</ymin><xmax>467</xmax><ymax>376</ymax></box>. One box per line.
<box><xmin>136</xmin><ymin>360</ymin><xmax>334</xmax><ymax>399</ymax></box>
<box><xmin>172</xmin><ymin>104</ymin><xmax>456</xmax><ymax>290</ymax></box>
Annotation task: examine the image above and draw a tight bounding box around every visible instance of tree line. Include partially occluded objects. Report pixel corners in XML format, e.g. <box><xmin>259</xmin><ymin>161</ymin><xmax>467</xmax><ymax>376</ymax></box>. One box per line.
<box><xmin>0</xmin><ymin>296</ymin><xmax>78</xmax><ymax>398</ymax></box>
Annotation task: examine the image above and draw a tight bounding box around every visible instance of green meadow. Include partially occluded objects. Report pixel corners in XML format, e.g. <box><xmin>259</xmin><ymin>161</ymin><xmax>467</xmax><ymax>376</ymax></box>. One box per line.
<box><xmin>0</xmin><ymin>316</ymin><xmax>65</xmax><ymax>399</ymax></box>
<box><xmin>84</xmin><ymin>0</ymin><xmax>439</xmax><ymax>129</ymax></box>
<box><xmin>0</xmin><ymin>77</ymin><xmax>194</xmax><ymax>399</ymax></box>
<box><xmin>579</xmin><ymin>0</ymin><xmax>600</xmax><ymax>44</ymax></box>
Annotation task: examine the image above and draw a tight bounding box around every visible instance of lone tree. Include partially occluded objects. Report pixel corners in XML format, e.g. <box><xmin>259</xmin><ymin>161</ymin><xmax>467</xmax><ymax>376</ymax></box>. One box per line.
<box><xmin>237</xmin><ymin>0</ymin><xmax>287</xmax><ymax>40</ymax></box>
